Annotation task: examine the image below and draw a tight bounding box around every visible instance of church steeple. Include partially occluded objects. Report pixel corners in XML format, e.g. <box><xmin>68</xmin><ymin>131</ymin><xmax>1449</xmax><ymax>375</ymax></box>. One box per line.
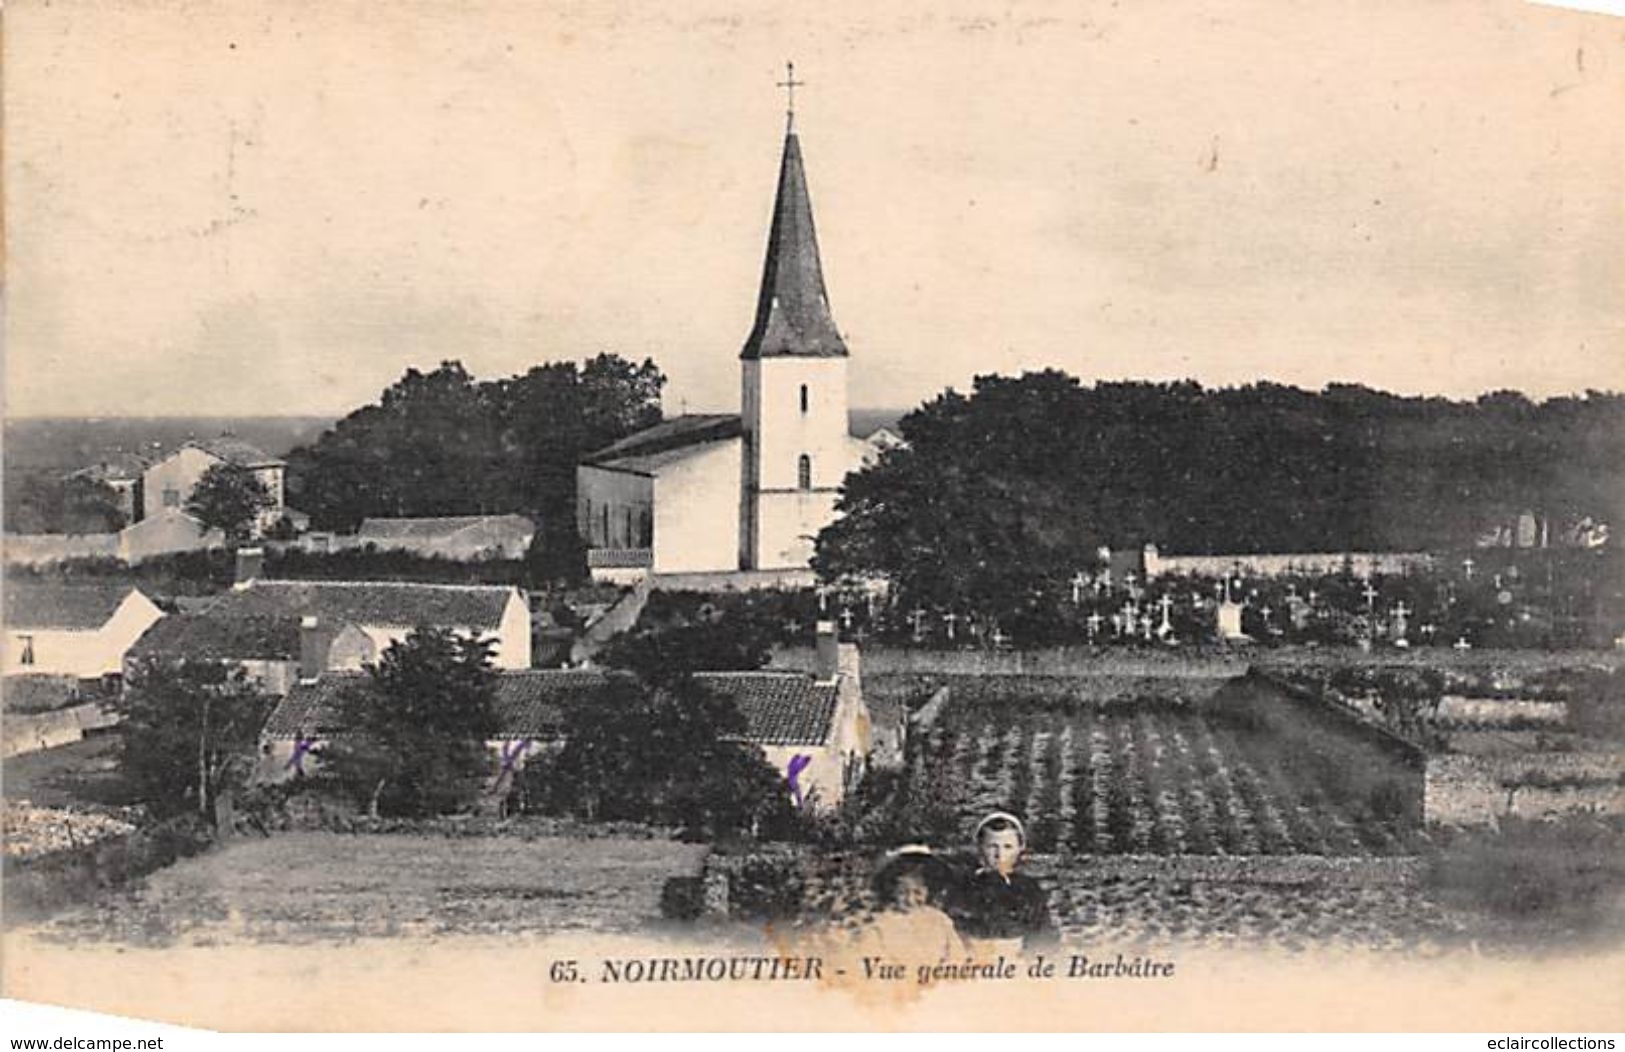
<box><xmin>739</xmin><ymin>99</ymin><xmax>849</xmax><ymax>361</ymax></box>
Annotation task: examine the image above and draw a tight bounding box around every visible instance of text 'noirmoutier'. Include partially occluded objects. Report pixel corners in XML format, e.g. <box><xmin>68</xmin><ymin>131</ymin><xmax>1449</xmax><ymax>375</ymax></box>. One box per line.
<box><xmin>576</xmin><ymin>954</ymin><xmax>1175</xmax><ymax>986</ymax></box>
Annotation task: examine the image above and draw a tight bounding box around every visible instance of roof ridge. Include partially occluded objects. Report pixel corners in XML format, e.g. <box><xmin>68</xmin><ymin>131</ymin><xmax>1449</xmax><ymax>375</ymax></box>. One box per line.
<box><xmin>253</xmin><ymin>578</ymin><xmax>514</xmax><ymax>594</ymax></box>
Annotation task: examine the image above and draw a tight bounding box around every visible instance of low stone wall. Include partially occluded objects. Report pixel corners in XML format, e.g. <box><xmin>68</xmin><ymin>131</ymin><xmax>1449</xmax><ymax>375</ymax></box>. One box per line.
<box><xmin>1425</xmin><ymin>752</ymin><xmax>1625</xmax><ymax>827</ymax></box>
<box><xmin>1435</xmin><ymin>696</ymin><xmax>1568</xmax><ymax>727</ymax></box>
<box><xmin>1</xmin><ymin>701</ymin><xmax>121</xmax><ymax>759</ymax></box>
<box><xmin>1</xmin><ymin>815</ymin><xmax>213</xmax><ymax>921</ymax></box>
<box><xmin>653</xmin><ymin>568</ymin><xmax>818</xmax><ymax>592</ymax></box>
<box><xmin>4</xmin><ymin>533</ymin><xmax>121</xmax><ymax>566</ymax></box>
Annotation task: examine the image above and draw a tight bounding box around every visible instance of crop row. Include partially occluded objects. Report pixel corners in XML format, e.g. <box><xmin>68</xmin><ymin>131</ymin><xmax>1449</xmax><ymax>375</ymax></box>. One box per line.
<box><xmin>910</xmin><ymin>705</ymin><xmax>1410</xmax><ymax>856</ymax></box>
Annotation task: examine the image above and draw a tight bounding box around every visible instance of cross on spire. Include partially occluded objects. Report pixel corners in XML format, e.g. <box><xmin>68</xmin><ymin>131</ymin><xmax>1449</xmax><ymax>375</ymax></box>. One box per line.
<box><xmin>777</xmin><ymin>61</ymin><xmax>806</xmax><ymax>130</ymax></box>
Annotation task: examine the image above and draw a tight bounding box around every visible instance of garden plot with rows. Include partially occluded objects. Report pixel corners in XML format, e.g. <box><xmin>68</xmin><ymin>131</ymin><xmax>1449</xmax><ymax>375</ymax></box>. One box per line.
<box><xmin>909</xmin><ymin>676</ymin><xmax>1420</xmax><ymax>857</ymax></box>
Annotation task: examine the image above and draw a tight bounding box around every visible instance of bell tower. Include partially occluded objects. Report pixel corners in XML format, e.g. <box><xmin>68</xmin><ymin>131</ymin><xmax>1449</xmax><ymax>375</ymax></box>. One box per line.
<box><xmin>739</xmin><ymin>64</ymin><xmax>851</xmax><ymax>571</ymax></box>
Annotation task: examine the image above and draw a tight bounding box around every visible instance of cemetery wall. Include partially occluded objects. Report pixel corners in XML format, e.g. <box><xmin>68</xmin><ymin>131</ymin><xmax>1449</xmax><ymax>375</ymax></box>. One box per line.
<box><xmin>1148</xmin><ymin>550</ymin><xmax>1434</xmax><ymax>578</ymax></box>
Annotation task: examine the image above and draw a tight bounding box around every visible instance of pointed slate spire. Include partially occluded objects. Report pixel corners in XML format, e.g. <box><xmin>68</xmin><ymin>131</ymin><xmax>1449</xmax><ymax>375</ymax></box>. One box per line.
<box><xmin>739</xmin><ymin>128</ymin><xmax>849</xmax><ymax>360</ymax></box>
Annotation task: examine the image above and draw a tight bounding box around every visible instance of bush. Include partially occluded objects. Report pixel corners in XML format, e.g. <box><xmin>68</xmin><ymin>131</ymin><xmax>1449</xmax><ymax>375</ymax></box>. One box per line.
<box><xmin>1427</xmin><ymin>816</ymin><xmax>1625</xmax><ymax>946</ymax></box>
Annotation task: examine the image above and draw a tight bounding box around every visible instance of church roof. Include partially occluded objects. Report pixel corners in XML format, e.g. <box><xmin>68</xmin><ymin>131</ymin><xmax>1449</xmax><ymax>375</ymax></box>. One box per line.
<box><xmin>583</xmin><ymin>413</ymin><xmax>743</xmax><ymax>474</ymax></box>
<box><xmin>739</xmin><ymin>130</ymin><xmax>849</xmax><ymax>361</ymax></box>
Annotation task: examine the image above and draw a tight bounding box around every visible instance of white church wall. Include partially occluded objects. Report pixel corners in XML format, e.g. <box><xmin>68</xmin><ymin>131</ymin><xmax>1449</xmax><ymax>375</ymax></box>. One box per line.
<box><xmin>755</xmin><ymin>489</ymin><xmax>841</xmax><ymax>569</ymax></box>
<box><xmin>747</xmin><ymin>356</ymin><xmax>852</xmax><ymax>493</ymax></box>
<box><xmin>652</xmin><ymin>439</ymin><xmax>742</xmax><ymax>573</ymax></box>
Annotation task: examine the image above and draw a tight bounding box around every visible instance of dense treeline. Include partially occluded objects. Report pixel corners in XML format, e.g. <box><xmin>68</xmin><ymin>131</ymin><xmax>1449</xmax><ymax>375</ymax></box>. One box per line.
<box><xmin>285</xmin><ymin>355</ymin><xmax>663</xmax><ymax>533</ymax></box>
<box><xmin>816</xmin><ymin>373</ymin><xmax>1624</xmax><ymax>603</ymax></box>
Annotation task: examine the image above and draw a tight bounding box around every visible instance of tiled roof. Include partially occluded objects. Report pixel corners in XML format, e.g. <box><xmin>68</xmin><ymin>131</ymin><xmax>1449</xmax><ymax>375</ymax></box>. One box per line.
<box><xmin>696</xmin><ymin>672</ymin><xmax>840</xmax><ymax>746</ymax></box>
<box><xmin>215</xmin><ymin>580</ymin><xmax>515</xmax><ymax>630</ymax></box>
<box><xmin>583</xmin><ymin>414</ymin><xmax>741</xmax><ymax>465</ymax></box>
<box><xmin>66</xmin><ymin>453</ymin><xmax>150</xmax><ymax>483</ymax></box>
<box><xmin>263</xmin><ymin>669</ymin><xmax>607</xmax><ymax>740</ymax></box>
<box><xmin>3</xmin><ymin>583</ymin><xmax>143</xmax><ymax>631</ymax></box>
<box><xmin>128</xmin><ymin>613</ymin><xmax>302</xmax><ymax>661</ymax></box>
<box><xmin>263</xmin><ymin>668</ymin><xmax>842</xmax><ymax>747</ymax></box>
<box><xmin>188</xmin><ymin>436</ymin><xmax>284</xmax><ymax>469</ymax></box>
<box><xmin>356</xmin><ymin>515</ymin><xmax>534</xmax><ymax>542</ymax></box>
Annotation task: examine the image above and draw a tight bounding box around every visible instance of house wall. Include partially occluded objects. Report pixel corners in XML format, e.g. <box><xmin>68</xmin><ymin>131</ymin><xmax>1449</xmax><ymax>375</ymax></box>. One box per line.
<box><xmin>356</xmin><ymin>607</ymin><xmax>527</xmax><ymax>671</ymax></box>
<box><xmin>5</xmin><ymin>593</ymin><xmax>163</xmax><ymax>678</ymax></box>
<box><xmin>758</xmin><ymin>742</ymin><xmax>847</xmax><ymax>811</ymax></box>
<box><xmin>495</xmin><ymin>591</ymin><xmax>532</xmax><ymax>670</ymax></box>
<box><xmin>119</xmin><ymin>511</ymin><xmax>226</xmax><ymax>563</ymax></box>
<box><xmin>141</xmin><ymin>448</ymin><xmax>283</xmax><ymax>533</ymax></box>
<box><xmin>650</xmin><ymin>439</ymin><xmax>742</xmax><ymax>574</ymax></box>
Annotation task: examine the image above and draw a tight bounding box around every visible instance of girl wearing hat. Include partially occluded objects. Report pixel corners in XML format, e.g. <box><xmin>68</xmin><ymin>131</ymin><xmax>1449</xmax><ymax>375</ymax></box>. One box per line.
<box><xmin>856</xmin><ymin>845</ymin><xmax>965</xmax><ymax>962</ymax></box>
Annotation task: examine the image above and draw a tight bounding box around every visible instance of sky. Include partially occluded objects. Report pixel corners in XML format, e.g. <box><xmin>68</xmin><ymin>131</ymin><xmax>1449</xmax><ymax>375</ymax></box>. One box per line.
<box><xmin>5</xmin><ymin>0</ymin><xmax>1623</xmax><ymax>419</ymax></box>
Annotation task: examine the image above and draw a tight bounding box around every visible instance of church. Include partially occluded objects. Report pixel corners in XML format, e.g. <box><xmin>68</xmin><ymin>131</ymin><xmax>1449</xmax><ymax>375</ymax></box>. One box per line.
<box><xmin>577</xmin><ymin>89</ymin><xmax>894</xmax><ymax>576</ymax></box>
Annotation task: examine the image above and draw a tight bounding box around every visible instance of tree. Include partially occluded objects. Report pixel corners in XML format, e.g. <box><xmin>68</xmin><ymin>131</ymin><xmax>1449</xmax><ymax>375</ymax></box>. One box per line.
<box><xmin>598</xmin><ymin>616</ymin><xmax>775</xmax><ymax>685</ymax></box>
<box><xmin>524</xmin><ymin>672</ymin><xmax>792</xmax><ymax>837</ymax></box>
<box><xmin>319</xmin><ymin>627</ymin><xmax>500</xmax><ymax>818</ymax></box>
<box><xmin>117</xmin><ymin>658</ymin><xmax>277</xmax><ymax>818</ymax></box>
<box><xmin>815</xmin><ymin>374</ymin><xmax>1625</xmax><ymax>634</ymax></box>
<box><xmin>524</xmin><ymin>514</ymin><xmax>589</xmax><ymax>590</ymax></box>
<box><xmin>284</xmin><ymin>354</ymin><xmax>665</xmax><ymax>535</ymax></box>
<box><xmin>185</xmin><ymin>462</ymin><xmax>274</xmax><ymax>542</ymax></box>
<box><xmin>4</xmin><ymin>471</ymin><xmax>126</xmax><ymax>534</ymax></box>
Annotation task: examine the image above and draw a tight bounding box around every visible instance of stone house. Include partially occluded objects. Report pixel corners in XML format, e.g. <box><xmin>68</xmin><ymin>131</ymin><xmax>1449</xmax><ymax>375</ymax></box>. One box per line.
<box><xmin>142</xmin><ymin>435</ymin><xmax>286</xmax><ymax>536</ymax></box>
<box><xmin>209</xmin><ymin>577</ymin><xmax>532</xmax><ymax>670</ymax></box>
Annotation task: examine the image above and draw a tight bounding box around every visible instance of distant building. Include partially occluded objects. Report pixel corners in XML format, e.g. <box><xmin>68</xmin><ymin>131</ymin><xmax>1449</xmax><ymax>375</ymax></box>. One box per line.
<box><xmin>65</xmin><ymin>452</ymin><xmax>150</xmax><ymax>524</ymax></box>
<box><xmin>355</xmin><ymin>515</ymin><xmax>535</xmax><ymax>561</ymax></box>
<box><xmin>3</xmin><ymin>583</ymin><xmax>165</xmax><ymax>679</ymax></box>
<box><xmin>208</xmin><ymin>577</ymin><xmax>532</xmax><ymax>670</ymax></box>
<box><xmin>576</xmin><ymin>111</ymin><xmax>892</xmax><ymax>577</ymax></box>
<box><xmin>258</xmin><ymin>625</ymin><xmax>870</xmax><ymax>809</ymax></box>
<box><xmin>142</xmin><ymin>435</ymin><xmax>286</xmax><ymax>536</ymax></box>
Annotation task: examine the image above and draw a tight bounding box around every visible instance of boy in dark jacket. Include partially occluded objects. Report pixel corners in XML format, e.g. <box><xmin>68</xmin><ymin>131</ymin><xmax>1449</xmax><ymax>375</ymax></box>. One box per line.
<box><xmin>948</xmin><ymin>811</ymin><xmax>1060</xmax><ymax>954</ymax></box>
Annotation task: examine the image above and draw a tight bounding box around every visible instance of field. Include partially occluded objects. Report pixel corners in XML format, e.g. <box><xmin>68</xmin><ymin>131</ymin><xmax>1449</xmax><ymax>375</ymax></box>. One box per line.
<box><xmin>909</xmin><ymin>678</ymin><xmax>1418</xmax><ymax>856</ymax></box>
<box><xmin>40</xmin><ymin>832</ymin><xmax>708</xmax><ymax>945</ymax></box>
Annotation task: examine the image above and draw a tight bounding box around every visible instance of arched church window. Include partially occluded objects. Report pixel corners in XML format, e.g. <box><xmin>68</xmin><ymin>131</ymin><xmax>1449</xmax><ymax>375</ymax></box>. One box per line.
<box><xmin>800</xmin><ymin>384</ymin><xmax>809</xmax><ymax>414</ymax></box>
<box><xmin>798</xmin><ymin>454</ymin><xmax>812</xmax><ymax>490</ymax></box>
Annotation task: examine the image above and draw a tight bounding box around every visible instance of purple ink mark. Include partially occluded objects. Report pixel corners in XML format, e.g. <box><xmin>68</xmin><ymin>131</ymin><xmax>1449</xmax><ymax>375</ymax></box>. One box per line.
<box><xmin>499</xmin><ymin>739</ymin><xmax>533</xmax><ymax>774</ymax></box>
<box><xmin>786</xmin><ymin>753</ymin><xmax>813</xmax><ymax>808</ymax></box>
<box><xmin>286</xmin><ymin>737</ymin><xmax>318</xmax><ymax>777</ymax></box>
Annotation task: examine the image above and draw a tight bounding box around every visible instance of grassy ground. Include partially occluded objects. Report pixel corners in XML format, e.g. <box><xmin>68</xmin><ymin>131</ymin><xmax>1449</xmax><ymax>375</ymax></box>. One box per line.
<box><xmin>3</xmin><ymin>733</ymin><xmax>133</xmax><ymax>808</ymax></box>
<box><xmin>39</xmin><ymin>831</ymin><xmax>709</xmax><ymax>945</ymax></box>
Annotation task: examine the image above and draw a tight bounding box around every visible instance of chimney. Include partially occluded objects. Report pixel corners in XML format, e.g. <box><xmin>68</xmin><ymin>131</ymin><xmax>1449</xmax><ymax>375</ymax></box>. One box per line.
<box><xmin>234</xmin><ymin>546</ymin><xmax>264</xmax><ymax>589</ymax></box>
<box><xmin>814</xmin><ymin>620</ymin><xmax>839</xmax><ymax>681</ymax></box>
<box><xmin>299</xmin><ymin>616</ymin><xmax>324</xmax><ymax>683</ymax></box>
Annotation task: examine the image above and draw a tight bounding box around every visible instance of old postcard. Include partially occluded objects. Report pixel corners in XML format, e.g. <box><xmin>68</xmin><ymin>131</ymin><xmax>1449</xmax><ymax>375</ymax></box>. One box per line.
<box><xmin>3</xmin><ymin>0</ymin><xmax>1623</xmax><ymax>1033</ymax></box>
